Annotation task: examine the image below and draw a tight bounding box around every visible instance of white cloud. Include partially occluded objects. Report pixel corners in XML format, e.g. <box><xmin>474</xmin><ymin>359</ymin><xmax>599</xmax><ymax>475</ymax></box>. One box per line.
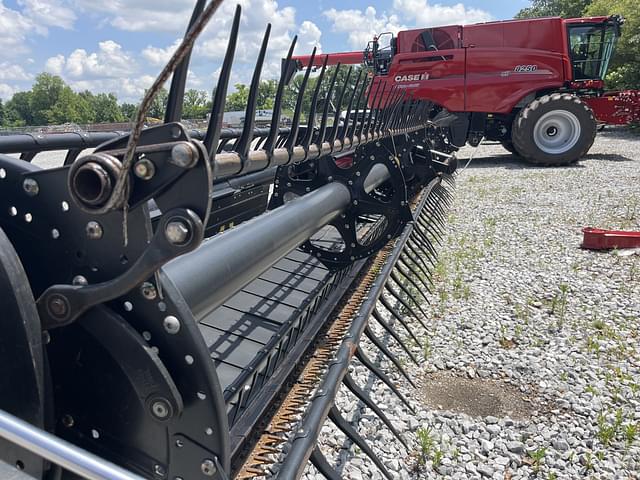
<box><xmin>324</xmin><ymin>1</ymin><xmax>492</xmax><ymax>50</ymax></box>
<box><xmin>142</xmin><ymin>39</ymin><xmax>181</xmax><ymax>66</ymax></box>
<box><xmin>44</xmin><ymin>41</ymin><xmax>148</xmax><ymax>101</ymax></box>
<box><xmin>44</xmin><ymin>54</ymin><xmax>65</xmax><ymax>75</ymax></box>
<box><xmin>298</xmin><ymin>21</ymin><xmax>322</xmax><ymax>53</ymax></box>
<box><xmin>17</xmin><ymin>0</ymin><xmax>76</xmax><ymax>30</ymax></box>
<box><xmin>0</xmin><ymin>83</ymin><xmax>17</xmax><ymax>100</ymax></box>
<box><xmin>74</xmin><ymin>0</ymin><xmax>200</xmax><ymax>33</ymax></box>
<box><xmin>393</xmin><ymin>0</ymin><xmax>492</xmax><ymax>26</ymax></box>
<box><xmin>51</xmin><ymin>40</ymin><xmax>136</xmax><ymax>79</ymax></box>
<box><xmin>0</xmin><ymin>1</ymin><xmax>39</xmax><ymax>55</ymax></box>
<box><xmin>324</xmin><ymin>7</ymin><xmax>404</xmax><ymax>50</ymax></box>
<box><xmin>0</xmin><ymin>63</ymin><xmax>33</xmax><ymax>82</ymax></box>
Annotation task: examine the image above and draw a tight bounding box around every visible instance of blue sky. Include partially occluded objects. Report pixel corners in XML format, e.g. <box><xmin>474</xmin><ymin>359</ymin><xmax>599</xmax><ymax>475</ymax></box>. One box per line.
<box><xmin>0</xmin><ymin>0</ymin><xmax>532</xmax><ymax>102</ymax></box>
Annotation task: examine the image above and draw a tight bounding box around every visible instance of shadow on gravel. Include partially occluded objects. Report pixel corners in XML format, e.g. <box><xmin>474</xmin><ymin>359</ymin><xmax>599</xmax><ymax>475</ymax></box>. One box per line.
<box><xmin>459</xmin><ymin>155</ymin><xmax>585</xmax><ymax>171</ymax></box>
<box><xmin>582</xmin><ymin>153</ymin><xmax>635</xmax><ymax>162</ymax></box>
<box><xmin>420</xmin><ymin>372</ymin><xmax>537</xmax><ymax>420</ymax></box>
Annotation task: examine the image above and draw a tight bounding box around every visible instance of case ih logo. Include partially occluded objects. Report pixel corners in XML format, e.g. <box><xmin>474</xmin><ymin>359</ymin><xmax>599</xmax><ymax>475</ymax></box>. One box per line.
<box><xmin>395</xmin><ymin>73</ymin><xmax>430</xmax><ymax>82</ymax></box>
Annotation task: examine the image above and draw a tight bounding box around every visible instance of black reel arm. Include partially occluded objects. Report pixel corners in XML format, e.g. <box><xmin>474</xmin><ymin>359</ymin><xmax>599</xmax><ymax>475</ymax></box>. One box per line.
<box><xmin>269</xmin><ymin>144</ymin><xmax>413</xmax><ymax>270</ymax></box>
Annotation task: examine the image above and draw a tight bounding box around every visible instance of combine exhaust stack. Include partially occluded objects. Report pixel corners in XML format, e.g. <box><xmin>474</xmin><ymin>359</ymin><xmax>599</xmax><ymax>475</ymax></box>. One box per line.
<box><xmin>0</xmin><ymin>1</ymin><xmax>459</xmax><ymax>479</ymax></box>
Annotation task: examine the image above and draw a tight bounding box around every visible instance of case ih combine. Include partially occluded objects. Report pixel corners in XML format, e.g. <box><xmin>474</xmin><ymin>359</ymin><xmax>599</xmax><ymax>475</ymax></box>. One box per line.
<box><xmin>295</xmin><ymin>14</ymin><xmax>639</xmax><ymax>165</ymax></box>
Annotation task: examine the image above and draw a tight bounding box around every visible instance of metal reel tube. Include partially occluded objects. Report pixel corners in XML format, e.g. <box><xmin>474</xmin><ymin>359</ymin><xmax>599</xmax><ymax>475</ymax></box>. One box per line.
<box><xmin>164</xmin><ymin>163</ymin><xmax>391</xmax><ymax>321</ymax></box>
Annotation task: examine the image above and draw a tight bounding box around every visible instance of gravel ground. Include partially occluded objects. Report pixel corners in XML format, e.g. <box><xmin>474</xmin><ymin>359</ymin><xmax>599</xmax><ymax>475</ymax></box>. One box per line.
<box><xmin>304</xmin><ymin>127</ymin><xmax>640</xmax><ymax>480</ymax></box>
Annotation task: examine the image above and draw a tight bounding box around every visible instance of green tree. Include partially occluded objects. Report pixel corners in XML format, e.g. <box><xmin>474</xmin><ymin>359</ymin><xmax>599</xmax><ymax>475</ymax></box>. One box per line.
<box><xmin>257</xmin><ymin>80</ymin><xmax>278</xmax><ymax>110</ymax></box>
<box><xmin>587</xmin><ymin>0</ymin><xmax>639</xmax><ymax>89</ymax></box>
<box><xmin>515</xmin><ymin>0</ymin><xmax>592</xmax><ymax>18</ymax></box>
<box><xmin>0</xmin><ymin>99</ymin><xmax>4</xmax><ymax>126</ymax></box>
<box><xmin>146</xmin><ymin>88</ymin><xmax>169</xmax><ymax>119</ymax></box>
<box><xmin>91</xmin><ymin>93</ymin><xmax>125</xmax><ymax>123</ymax></box>
<box><xmin>31</xmin><ymin>73</ymin><xmax>67</xmax><ymax>124</ymax></box>
<box><xmin>46</xmin><ymin>86</ymin><xmax>93</xmax><ymax>124</ymax></box>
<box><xmin>120</xmin><ymin>103</ymin><xmax>137</xmax><ymax>120</ymax></box>
<box><xmin>225</xmin><ymin>84</ymin><xmax>250</xmax><ymax>112</ymax></box>
<box><xmin>183</xmin><ymin>89</ymin><xmax>210</xmax><ymax>119</ymax></box>
<box><xmin>5</xmin><ymin>91</ymin><xmax>34</xmax><ymax>125</ymax></box>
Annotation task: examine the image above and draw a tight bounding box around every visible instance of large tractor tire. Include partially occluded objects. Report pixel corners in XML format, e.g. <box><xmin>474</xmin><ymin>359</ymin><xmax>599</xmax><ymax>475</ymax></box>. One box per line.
<box><xmin>512</xmin><ymin>93</ymin><xmax>597</xmax><ymax>166</ymax></box>
<box><xmin>501</xmin><ymin>141</ymin><xmax>518</xmax><ymax>155</ymax></box>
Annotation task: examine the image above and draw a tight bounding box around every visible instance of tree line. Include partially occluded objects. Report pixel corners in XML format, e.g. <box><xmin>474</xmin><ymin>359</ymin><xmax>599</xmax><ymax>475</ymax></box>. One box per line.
<box><xmin>0</xmin><ymin>67</ymin><xmax>356</xmax><ymax>128</ymax></box>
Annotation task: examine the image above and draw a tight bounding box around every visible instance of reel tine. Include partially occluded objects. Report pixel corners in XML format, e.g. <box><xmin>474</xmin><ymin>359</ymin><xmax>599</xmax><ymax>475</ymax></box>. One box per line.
<box><xmin>328</xmin><ymin>66</ymin><xmax>353</xmax><ymax>147</ymax></box>
<box><xmin>355</xmin><ymin>349</ymin><xmax>415</xmax><ymax>413</ymax></box>
<box><xmin>372</xmin><ymin>309</ymin><xmax>420</xmax><ymax>365</ymax></box>
<box><xmin>316</xmin><ymin>63</ymin><xmax>341</xmax><ymax>147</ymax></box>
<box><xmin>400</xmin><ymin>253</ymin><xmax>434</xmax><ymax>290</ymax></box>
<box><xmin>285</xmin><ymin>47</ymin><xmax>317</xmax><ymax>155</ymax></box>
<box><xmin>342</xmin><ymin>374</ymin><xmax>409</xmax><ymax>448</ymax></box>
<box><xmin>404</xmin><ymin>241</ymin><xmax>435</xmax><ymax>278</ymax></box>
<box><xmin>264</xmin><ymin>35</ymin><xmax>297</xmax><ymax>157</ymax></box>
<box><xmin>397</xmin><ymin>256</ymin><xmax>433</xmax><ymax>299</ymax></box>
<box><xmin>356</xmin><ymin>75</ymin><xmax>375</xmax><ymax>139</ymax></box>
<box><xmin>164</xmin><ymin>0</ymin><xmax>205</xmax><ymax>123</ymax></box>
<box><xmin>301</xmin><ymin>55</ymin><xmax>329</xmax><ymax>152</ymax></box>
<box><xmin>390</xmin><ymin>270</ymin><xmax>431</xmax><ymax>319</ymax></box>
<box><xmin>339</xmin><ymin>68</ymin><xmax>364</xmax><ymax>143</ymax></box>
<box><xmin>234</xmin><ymin>23</ymin><xmax>272</xmax><ymax>160</ymax></box>
<box><xmin>384</xmin><ymin>282</ymin><xmax>428</xmax><ymax>331</ymax></box>
<box><xmin>363</xmin><ymin>80</ymin><xmax>382</xmax><ymax>137</ymax></box>
<box><xmin>328</xmin><ymin>406</ymin><xmax>394</xmax><ymax>480</ymax></box>
<box><xmin>370</xmin><ymin>82</ymin><xmax>387</xmax><ymax>136</ymax></box>
<box><xmin>204</xmin><ymin>4</ymin><xmax>241</xmax><ymax>158</ymax></box>
<box><xmin>310</xmin><ymin>447</ymin><xmax>341</xmax><ymax>480</ymax></box>
<box><xmin>378</xmin><ymin>294</ymin><xmax>423</xmax><ymax>348</ymax></box>
<box><xmin>364</xmin><ymin>326</ymin><xmax>416</xmax><ymax>386</ymax></box>
<box><xmin>348</xmin><ymin>73</ymin><xmax>369</xmax><ymax>140</ymax></box>
<box><xmin>120</xmin><ymin>0</ymin><xmax>225</xmax><ymax>213</ymax></box>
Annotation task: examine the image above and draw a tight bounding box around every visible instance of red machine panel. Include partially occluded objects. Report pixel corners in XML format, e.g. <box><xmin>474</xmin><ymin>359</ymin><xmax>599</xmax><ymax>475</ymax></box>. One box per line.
<box><xmin>464</xmin><ymin>48</ymin><xmax>565</xmax><ymax>112</ymax></box>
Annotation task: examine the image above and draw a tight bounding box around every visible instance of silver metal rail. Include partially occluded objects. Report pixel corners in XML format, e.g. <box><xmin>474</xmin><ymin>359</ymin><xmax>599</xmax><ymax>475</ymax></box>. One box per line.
<box><xmin>0</xmin><ymin>409</ymin><xmax>144</xmax><ymax>480</ymax></box>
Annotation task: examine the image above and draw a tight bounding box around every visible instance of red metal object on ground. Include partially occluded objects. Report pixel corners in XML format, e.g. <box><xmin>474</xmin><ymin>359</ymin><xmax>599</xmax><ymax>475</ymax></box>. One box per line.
<box><xmin>583</xmin><ymin>90</ymin><xmax>640</xmax><ymax>125</ymax></box>
<box><xmin>582</xmin><ymin>227</ymin><xmax>640</xmax><ymax>250</ymax></box>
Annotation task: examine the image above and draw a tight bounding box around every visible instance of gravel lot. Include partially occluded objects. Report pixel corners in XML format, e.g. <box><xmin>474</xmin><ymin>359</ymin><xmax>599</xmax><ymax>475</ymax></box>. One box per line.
<box><xmin>305</xmin><ymin>128</ymin><xmax>640</xmax><ymax>480</ymax></box>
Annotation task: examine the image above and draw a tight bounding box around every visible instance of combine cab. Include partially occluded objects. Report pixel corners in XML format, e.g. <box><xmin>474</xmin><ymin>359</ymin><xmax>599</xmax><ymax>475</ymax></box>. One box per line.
<box><xmin>295</xmin><ymin>15</ymin><xmax>638</xmax><ymax>166</ymax></box>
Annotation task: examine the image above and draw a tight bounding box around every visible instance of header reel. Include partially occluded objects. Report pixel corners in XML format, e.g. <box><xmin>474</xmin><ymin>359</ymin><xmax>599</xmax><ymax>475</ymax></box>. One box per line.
<box><xmin>0</xmin><ymin>1</ymin><xmax>457</xmax><ymax>479</ymax></box>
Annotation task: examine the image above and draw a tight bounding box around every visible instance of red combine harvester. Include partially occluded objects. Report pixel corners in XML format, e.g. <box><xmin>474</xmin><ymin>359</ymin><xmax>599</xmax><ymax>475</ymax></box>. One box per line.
<box><xmin>294</xmin><ymin>15</ymin><xmax>639</xmax><ymax>165</ymax></box>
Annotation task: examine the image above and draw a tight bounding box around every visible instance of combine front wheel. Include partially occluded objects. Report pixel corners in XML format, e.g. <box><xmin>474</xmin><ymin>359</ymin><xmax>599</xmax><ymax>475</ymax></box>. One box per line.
<box><xmin>512</xmin><ymin>93</ymin><xmax>596</xmax><ymax>166</ymax></box>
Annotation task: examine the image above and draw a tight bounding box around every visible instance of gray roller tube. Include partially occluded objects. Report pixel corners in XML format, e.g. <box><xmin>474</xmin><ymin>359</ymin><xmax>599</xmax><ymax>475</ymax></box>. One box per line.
<box><xmin>164</xmin><ymin>163</ymin><xmax>390</xmax><ymax>320</ymax></box>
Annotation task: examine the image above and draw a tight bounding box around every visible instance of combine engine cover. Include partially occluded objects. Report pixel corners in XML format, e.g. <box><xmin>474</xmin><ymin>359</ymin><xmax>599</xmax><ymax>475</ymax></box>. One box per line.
<box><xmin>0</xmin><ymin>1</ymin><xmax>458</xmax><ymax>479</ymax></box>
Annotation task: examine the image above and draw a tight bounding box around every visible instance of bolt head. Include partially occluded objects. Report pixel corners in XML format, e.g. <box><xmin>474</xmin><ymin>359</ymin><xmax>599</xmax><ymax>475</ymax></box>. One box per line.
<box><xmin>201</xmin><ymin>459</ymin><xmax>217</xmax><ymax>477</ymax></box>
<box><xmin>163</xmin><ymin>315</ymin><xmax>181</xmax><ymax>334</ymax></box>
<box><xmin>61</xmin><ymin>414</ymin><xmax>74</xmax><ymax>428</ymax></box>
<box><xmin>170</xmin><ymin>143</ymin><xmax>198</xmax><ymax>168</ymax></box>
<box><xmin>153</xmin><ymin>464</ymin><xmax>166</xmax><ymax>477</ymax></box>
<box><xmin>141</xmin><ymin>282</ymin><xmax>158</xmax><ymax>300</ymax></box>
<box><xmin>165</xmin><ymin>221</ymin><xmax>190</xmax><ymax>245</ymax></box>
<box><xmin>72</xmin><ymin>275</ymin><xmax>88</xmax><ymax>286</ymax></box>
<box><xmin>134</xmin><ymin>159</ymin><xmax>156</xmax><ymax>180</ymax></box>
<box><xmin>22</xmin><ymin>178</ymin><xmax>39</xmax><ymax>196</ymax></box>
<box><xmin>151</xmin><ymin>399</ymin><xmax>172</xmax><ymax>420</ymax></box>
<box><xmin>85</xmin><ymin>221</ymin><xmax>103</xmax><ymax>240</ymax></box>
<box><xmin>48</xmin><ymin>295</ymin><xmax>69</xmax><ymax>320</ymax></box>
